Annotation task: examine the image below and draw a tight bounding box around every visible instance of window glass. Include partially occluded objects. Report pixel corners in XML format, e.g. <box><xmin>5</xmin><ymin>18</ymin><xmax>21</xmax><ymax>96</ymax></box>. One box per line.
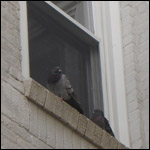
<box><xmin>27</xmin><ymin>2</ymin><xmax>96</xmax><ymax>117</ymax></box>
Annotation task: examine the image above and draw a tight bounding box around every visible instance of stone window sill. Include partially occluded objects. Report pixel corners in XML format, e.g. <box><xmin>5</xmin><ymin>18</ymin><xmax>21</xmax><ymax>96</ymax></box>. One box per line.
<box><xmin>24</xmin><ymin>78</ymin><xmax>128</xmax><ymax>149</ymax></box>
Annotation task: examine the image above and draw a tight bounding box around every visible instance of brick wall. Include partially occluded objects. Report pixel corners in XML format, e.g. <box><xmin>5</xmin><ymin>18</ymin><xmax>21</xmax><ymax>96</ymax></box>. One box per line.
<box><xmin>1</xmin><ymin>81</ymin><xmax>98</xmax><ymax>149</ymax></box>
<box><xmin>3</xmin><ymin>1</ymin><xmax>148</xmax><ymax>149</ymax></box>
<box><xmin>120</xmin><ymin>1</ymin><xmax>149</xmax><ymax>149</ymax></box>
<box><xmin>1</xmin><ymin>1</ymin><xmax>128</xmax><ymax>149</ymax></box>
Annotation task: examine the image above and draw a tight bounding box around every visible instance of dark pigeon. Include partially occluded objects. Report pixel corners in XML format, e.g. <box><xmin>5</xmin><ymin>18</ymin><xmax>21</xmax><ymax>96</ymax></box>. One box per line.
<box><xmin>91</xmin><ymin>109</ymin><xmax>115</xmax><ymax>137</ymax></box>
<box><xmin>47</xmin><ymin>66</ymin><xmax>83</xmax><ymax>114</ymax></box>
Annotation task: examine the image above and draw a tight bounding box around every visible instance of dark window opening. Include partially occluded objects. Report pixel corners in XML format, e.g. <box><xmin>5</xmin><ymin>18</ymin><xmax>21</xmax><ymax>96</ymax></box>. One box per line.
<box><xmin>27</xmin><ymin>1</ymin><xmax>103</xmax><ymax>118</ymax></box>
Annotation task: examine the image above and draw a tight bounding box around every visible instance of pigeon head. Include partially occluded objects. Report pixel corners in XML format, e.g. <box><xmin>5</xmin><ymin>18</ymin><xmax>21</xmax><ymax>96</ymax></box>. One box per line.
<box><xmin>92</xmin><ymin>109</ymin><xmax>104</xmax><ymax>117</ymax></box>
<box><xmin>51</xmin><ymin>67</ymin><xmax>62</xmax><ymax>74</ymax></box>
<box><xmin>91</xmin><ymin>109</ymin><xmax>105</xmax><ymax>126</ymax></box>
<box><xmin>48</xmin><ymin>67</ymin><xmax>62</xmax><ymax>83</ymax></box>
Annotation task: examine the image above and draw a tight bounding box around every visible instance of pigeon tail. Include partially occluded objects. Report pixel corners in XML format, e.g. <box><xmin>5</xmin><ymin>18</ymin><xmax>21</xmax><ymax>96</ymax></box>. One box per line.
<box><xmin>65</xmin><ymin>97</ymin><xmax>83</xmax><ymax>114</ymax></box>
<box><xmin>91</xmin><ymin>109</ymin><xmax>115</xmax><ymax>137</ymax></box>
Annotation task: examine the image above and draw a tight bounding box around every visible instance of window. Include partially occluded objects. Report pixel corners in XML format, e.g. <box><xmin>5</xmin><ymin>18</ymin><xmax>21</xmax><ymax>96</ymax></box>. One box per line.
<box><xmin>27</xmin><ymin>1</ymin><xmax>103</xmax><ymax>118</ymax></box>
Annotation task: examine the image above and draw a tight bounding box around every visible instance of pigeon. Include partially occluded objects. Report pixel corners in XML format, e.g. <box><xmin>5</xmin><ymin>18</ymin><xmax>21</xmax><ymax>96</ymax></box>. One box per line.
<box><xmin>91</xmin><ymin>109</ymin><xmax>115</xmax><ymax>137</ymax></box>
<box><xmin>47</xmin><ymin>66</ymin><xmax>83</xmax><ymax>114</ymax></box>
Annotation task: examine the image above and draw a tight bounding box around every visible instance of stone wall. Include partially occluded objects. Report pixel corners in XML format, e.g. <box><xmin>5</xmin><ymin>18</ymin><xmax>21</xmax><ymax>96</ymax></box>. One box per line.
<box><xmin>120</xmin><ymin>1</ymin><xmax>149</xmax><ymax>149</ymax></box>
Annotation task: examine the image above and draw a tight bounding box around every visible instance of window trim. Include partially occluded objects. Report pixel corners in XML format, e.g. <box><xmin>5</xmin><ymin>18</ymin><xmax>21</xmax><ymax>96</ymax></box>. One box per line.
<box><xmin>92</xmin><ymin>1</ymin><xmax>130</xmax><ymax>147</ymax></box>
<box><xmin>20</xmin><ymin>1</ymin><xmax>103</xmax><ymax>117</ymax></box>
<box><xmin>20</xmin><ymin>1</ymin><xmax>30</xmax><ymax>79</ymax></box>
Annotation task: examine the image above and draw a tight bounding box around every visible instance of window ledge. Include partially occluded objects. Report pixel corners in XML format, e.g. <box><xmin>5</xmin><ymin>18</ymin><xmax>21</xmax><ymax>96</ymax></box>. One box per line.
<box><xmin>24</xmin><ymin>78</ymin><xmax>128</xmax><ymax>149</ymax></box>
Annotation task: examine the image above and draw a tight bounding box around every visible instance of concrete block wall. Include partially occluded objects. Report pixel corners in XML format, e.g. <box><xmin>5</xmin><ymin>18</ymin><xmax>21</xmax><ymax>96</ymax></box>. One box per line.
<box><xmin>120</xmin><ymin>1</ymin><xmax>149</xmax><ymax>149</ymax></box>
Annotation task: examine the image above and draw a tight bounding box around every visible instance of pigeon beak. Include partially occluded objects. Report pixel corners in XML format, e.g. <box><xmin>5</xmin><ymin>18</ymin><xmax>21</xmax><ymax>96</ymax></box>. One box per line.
<box><xmin>58</xmin><ymin>69</ymin><xmax>62</xmax><ymax>73</ymax></box>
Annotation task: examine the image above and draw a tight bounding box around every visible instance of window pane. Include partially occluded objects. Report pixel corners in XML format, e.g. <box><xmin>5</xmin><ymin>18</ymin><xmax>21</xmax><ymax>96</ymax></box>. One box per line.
<box><xmin>27</xmin><ymin>2</ymin><xmax>95</xmax><ymax>117</ymax></box>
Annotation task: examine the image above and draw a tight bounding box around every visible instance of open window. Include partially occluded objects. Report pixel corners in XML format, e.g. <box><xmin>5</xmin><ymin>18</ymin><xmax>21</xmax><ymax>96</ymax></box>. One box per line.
<box><xmin>27</xmin><ymin>1</ymin><xmax>103</xmax><ymax>118</ymax></box>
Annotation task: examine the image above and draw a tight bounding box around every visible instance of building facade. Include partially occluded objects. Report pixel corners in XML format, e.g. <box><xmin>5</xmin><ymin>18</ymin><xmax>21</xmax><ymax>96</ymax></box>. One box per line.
<box><xmin>1</xmin><ymin>1</ymin><xmax>149</xmax><ymax>149</ymax></box>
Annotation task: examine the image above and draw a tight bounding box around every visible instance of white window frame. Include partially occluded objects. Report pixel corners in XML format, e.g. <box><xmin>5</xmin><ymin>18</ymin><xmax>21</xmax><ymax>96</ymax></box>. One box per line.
<box><xmin>92</xmin><ymin>1</ymin><xmax>130</xmax><ymax>147</ymax></box>
<box><xmin>20</xmin><ymin>1</ymin><xmax>30</xmax><ymax>79</ymax></box>
<box><xmin>20</xmin><ymin>1</ymin><xmax>130</xmax><ymax>147</ymax></box>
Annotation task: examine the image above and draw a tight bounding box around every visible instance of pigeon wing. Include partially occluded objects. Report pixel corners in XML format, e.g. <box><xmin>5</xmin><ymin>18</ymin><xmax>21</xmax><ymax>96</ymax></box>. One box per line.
<box><xmin>63</xmin><ymin>75</ymin><xmax>76</xmax><ymax>100</ymax></box>
<box><xmin>63</xmin><ymin>75</ymin><xmax>83</xmax><ymax>114</ymax></box>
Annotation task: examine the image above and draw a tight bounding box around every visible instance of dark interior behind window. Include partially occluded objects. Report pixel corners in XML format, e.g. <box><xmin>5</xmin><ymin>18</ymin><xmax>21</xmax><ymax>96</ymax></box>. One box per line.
<box><xmin>27</xmin><ymin>2</ymin><xmax>94</xmax><ymax>117</ymax></box>
<box><xmin>27</xmin><ymin>2</ymin><xmax>103</xmax><ymax>118</ymax></box>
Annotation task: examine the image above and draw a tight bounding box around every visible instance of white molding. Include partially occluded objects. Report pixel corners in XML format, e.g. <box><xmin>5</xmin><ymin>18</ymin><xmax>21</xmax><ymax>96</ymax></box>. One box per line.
<box><xmin>92</xmin><ymin>1</ymin><xmax>130</xmax><ymax>147</ymax></box>
<box><xmin>109</xmin><ymin>2</ymin><xmax>130</xmax><ymax>147</ymax></box>
<box><xmin>20</xmin><ymin>1</ymin><xmax>30</xmax><ymax>79</ymax></box>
